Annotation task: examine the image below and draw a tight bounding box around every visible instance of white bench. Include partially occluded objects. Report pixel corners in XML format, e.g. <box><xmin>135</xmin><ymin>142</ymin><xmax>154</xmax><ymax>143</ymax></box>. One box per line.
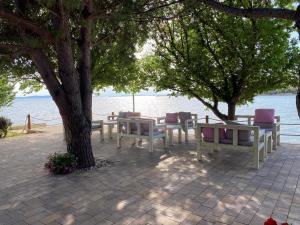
<box><xmin>197</xmin><ymin>123</ymin><xmax>266</xmax><ymax>169</ymax></box>
<box><xmin>91</xmin><ymin>120</ymin><xmax>104</xmax><ymax>141</ymax></box>
<box><xmin>235</xmin><ymin>115</ymin><xmax>280</xmax><ymax>150</ymax></box>
<box><xmin>117</xmin><ymin>118</ymin><xmax>168</xmax><ymax>152</ymax></box>
<box><xmin>157</xmin><ymin>113</ymin><xmax>198</xmax><ymax>143</ymax></box>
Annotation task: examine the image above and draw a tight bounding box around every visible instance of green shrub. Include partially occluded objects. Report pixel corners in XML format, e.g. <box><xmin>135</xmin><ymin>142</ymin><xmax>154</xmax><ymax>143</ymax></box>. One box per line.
<box><xmin>0</xmin><ymin>116</ymin><xmax>12</xmax><ymax>138</ymax></box>
<box><xmin>45</xmin><ymin>153</ymin><xmax>77</xmax><ymax>175</ymax></box>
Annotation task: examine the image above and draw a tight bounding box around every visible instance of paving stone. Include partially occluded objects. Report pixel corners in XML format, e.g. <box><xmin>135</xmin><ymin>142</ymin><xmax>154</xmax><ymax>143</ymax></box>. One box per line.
<box><xmin>0</xmin><ymin>128</ymin><xmax>300</xmax><ymax>225</ymax></box>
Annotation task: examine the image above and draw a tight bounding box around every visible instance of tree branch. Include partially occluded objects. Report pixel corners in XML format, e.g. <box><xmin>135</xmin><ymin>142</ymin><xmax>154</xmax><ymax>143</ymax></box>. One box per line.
<box><xmin>0</xmin><ymin>6</ymin><xmax>54</xmax><ymax>42</ymax></box>
<box><xmin>199</xmin><ymin>0</ymin><xmax>298</xmax><ymax>21</ymax></box>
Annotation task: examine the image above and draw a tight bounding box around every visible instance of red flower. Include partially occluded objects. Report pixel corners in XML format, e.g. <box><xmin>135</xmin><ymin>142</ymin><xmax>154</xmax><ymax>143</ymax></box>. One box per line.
<box><xmin>264</xmin><ymin>217</ymin><xmax>277</xmax><ymax>225</ymax></box>
<box><xmin>281</xmin><ymin>223</ymin><xmax>288</xmax><ymax>225</ymax></box>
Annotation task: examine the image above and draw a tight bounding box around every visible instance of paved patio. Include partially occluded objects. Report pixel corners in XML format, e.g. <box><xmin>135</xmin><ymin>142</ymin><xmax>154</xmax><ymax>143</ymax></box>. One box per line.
<box><xmin>0</xmin><ymin>126</ymin><xmax>300</xmax><ymax>225</ymax></box>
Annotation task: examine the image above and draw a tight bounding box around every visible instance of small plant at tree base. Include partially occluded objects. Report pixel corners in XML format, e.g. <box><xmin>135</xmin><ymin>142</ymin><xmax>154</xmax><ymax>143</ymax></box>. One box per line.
<box><xmin>264</xmin><ymin>217</ymin><xmax>292</xmax><ymax>225</ymax></box>
<box><xmin>0</xmin><ymin>116</ymin><xmax>12</xmax><ymax>138</ymax></box>
<box><xmin>45</xmin><ymin>153</ymin><xmax>77</xmax><ymax>175</ymax></box>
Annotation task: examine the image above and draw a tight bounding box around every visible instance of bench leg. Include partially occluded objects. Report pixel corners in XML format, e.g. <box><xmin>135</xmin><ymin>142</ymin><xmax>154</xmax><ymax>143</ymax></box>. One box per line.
<box><xmin>185</xmin><ymin>130</ymin><xmax>188</xmax><ymax>143</ymax></box>
<box><xmin>253</xmin><ymin>148</ymin><xmax>260</xmax><ymax>169</ymax></box>
<box><xmin>149</xmin><ymin>140</ymin><xmax>154</xmax><ymax>152</ymax></box>
<box><xmin>273</xmin><ymin>132</ymin><xmax>277</xmax><ymax>150</ymax></box>
<box><xmin>117</xmin><ymin>135</ymin><xmax>121</xmax><ymax>149</ymax></box>
<box><xmin>264</xmin><ymin>136</ymin><xmax>268</xmax><ymax>159</ymax></box>
<box><xmin>260</xmin><ymin>147</ymin><xmax>265</xmax><ymax>162</ymax></box>
<box><xmin>109</xmin><ymin>125</ymin><xmax>113</xmax><ymax>139</ymax></box>
<box><xmin>163</xmin><ymin>137</ymin><xmax>168</xmax><ymax>149</ymax></box>
<box><xmin>168</xmin><ymin>129</ymin><xmax>173</xmax><ymax>145</ymax></box>
<box><xmin>178</xmin><ymin>129</ymin><xmax>182</xmax><ymax>143</ymax></box>
<box><xmin>268</xmin><ymin>136</ymin><xmax>273</xmax><ymax>153</ymax></box>
<box><xmin>197</xmin><ymin>143</ymin><xmax>202</xmax><ymax>161</ymax></box>
<box><xmin>100</xmin><ymin>127</ymin><xmax>104</xmax><ymax>142</ymax></box>
<box><xmin>138</xmin><ymin>138</ymin><xmax>143</xmax><ymax>147</ymax></box>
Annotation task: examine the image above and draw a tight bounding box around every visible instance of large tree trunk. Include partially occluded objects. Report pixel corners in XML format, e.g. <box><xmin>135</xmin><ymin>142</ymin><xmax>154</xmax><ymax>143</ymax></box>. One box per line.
<box><xmin>296</xmin><ymin>9</ymin><xmax>300</xmax><ymax>118</ymax></box>
<box><xmin>0</xmin><ymin>1</ymin><xmax>96</xmax><ymax>169</ymax></box>
<box><xmin>62</xmin><ymin>113</ymin><xmax>95</xmax><ymax>169</ymax></box>
<box><xmin>227</xmin><ymin>102</ymin><xmax>236</xmax><ymax>121</ymax></box>
<box><xmin>31</xmin><ymin>49</ymin><xmax>95</xmax><ymax>169</ymax></box>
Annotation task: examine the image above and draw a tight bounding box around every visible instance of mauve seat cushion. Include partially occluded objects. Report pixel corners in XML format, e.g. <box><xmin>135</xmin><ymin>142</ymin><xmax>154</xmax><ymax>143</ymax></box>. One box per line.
<box><xmin>254</xmin><ymin>109</ymin><xmax>275</xmax><ymax>123</ymax></box>
<box><xmin>225</xmin><ymin>120</ymin><xmax>251</xmax><ymax>143</ymax></box>
<box><xmin>220</xmin><ymin>137</ymin><xmax>253</xmax><ymax>146</ymax></box>
<box><xmin>142</xmin><ymin>129</ymin><xmax>163</xmax><ymax>136</ymax></box>
<box><xmin>253</xmin><ymin>122</ymin><xmax>273</xmax><ymax>129</ymax></box>
<box><xmin>127</xmin><ymin>112</ymin><xmax>141</xmax><ymax>118</ymax></box>
<box><xmin>118</xmin><ymin>111</ymin><xmax>128</xmax><ymax>118</ymax></box>
<box><xmin>165</xmin><ymin>113</ymin><xmax>179</xmax><ymax>124</ymax></box>
<box><xmin>178</xmin><ymin>112</ymin><xmax>192</xmax><ymax>129</ymax></box>
<box><xmin>202</xmin><ymin>124</ymin><xmax>226</xmax><ymax>141</ymax></box>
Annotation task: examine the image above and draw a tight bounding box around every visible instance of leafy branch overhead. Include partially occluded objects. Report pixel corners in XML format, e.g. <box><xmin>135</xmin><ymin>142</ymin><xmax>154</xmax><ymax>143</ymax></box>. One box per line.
<box><xmin>140</xmin><ymin>1</ymin><xmax>299</xmax><ymax>120</ymax></box>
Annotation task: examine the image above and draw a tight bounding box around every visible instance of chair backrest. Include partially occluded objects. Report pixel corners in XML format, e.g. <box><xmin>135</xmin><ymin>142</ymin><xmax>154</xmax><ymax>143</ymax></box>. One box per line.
<box><xmin>254</xmin><ymin>109</ymin><xmax>275</xmax><ymax>124</ymax></box>
<box><xmin>198</xmin><ymin>123</ymin><xmax>259</xmax><ymax>147</ymax></box>
<box><xmin>118</xmin><ymin>111</ymin><xmax>141</xmax><ymax>118</ymax></box>
<box><xmin>202</xmin><ymin>123</ymin><xmax>226</xmax><ymax>142</ymax></box>
<box><xmin>165</xmin><ymin>113</ymin><xmax>179</xmax><ymax>124</ymax></box>
<box><xmin>178</xmin><ymin>112</ymin><xmax>191</xmax><ymax>129</ymax></box>
<box><xmin>118</xmin><ymin>118</ymin><xmax>155</xmax><ymax>136</ymax></box>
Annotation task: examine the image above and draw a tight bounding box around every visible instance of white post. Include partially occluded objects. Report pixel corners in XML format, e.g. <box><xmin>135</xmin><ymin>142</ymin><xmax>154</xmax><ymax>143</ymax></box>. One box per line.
<box><xmin>132</xmin><ymin>94</ymin><xmax>135</xmax><ymax>112</ymax></box>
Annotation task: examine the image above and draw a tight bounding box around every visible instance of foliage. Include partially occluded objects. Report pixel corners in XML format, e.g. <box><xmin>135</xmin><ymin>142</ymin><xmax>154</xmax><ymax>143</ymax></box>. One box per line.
<box><xmin>0</xmin><ymin>76</ymin><xmax>15</xmax><ymax>108</ymax></box>
<box><xmin>45</xmin><ymin>153</ymin><xmax>77</xmax><ymax>175</ymax></box>
<box><xmin>0</xmin><ymin>1</ymin><xmax>152</xmax><ymax>95</ymax></box>
<box><xmin>0</xmin><ymin>116</ymin><xmax>12</xmax><ymax>138</ymax></box>
<box><xmin>0</xmin><ymin>0</ymin><xmax>168</xmax><ymax>168</ymax></box>
<box><xmin>140</xmin><ymin>1</ymin><xmax>299</xmax><ymax>120</ymax></box>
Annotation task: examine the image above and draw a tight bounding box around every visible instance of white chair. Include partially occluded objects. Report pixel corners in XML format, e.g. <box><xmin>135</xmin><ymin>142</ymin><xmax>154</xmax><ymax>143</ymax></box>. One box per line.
<box><xmin>92</xmin><ymin>120</ymin><xmax>104</xmax><ymax>141</ymax></box>
<box><xmin>197</xmin><ymin>123</ymin><xmax>266</xmax><ymax>169</ymax></box>
<box><xmin>117</xmin><ymin>118</ymin><xmax>168</xmax><ymax>152</ymax></box>
<box><xmin>235</xmin><ymin>109</ymin><xmax>280</xmax><ymax>149</ymax></box>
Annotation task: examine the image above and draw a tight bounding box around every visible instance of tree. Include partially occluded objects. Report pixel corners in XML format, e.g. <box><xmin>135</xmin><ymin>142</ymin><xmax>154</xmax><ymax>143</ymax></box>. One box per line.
<box><xmin>141</xmin><ymin>2</ymin><xmax>298</xmax><ymax>120</ymax></box>
<box><xmin>0</xmin><ymin>76</ymin><xmax>15</xmax><ymax>108</ymax></box>
<box><xmin>197</xmin><ymin>0</ymin><xmax>300</xmax><ymax>118</ymax></box>
<box><xmin>0</xmin><ymin>1</ymin><xmax>174</xmax><ymax>169</ymax></box>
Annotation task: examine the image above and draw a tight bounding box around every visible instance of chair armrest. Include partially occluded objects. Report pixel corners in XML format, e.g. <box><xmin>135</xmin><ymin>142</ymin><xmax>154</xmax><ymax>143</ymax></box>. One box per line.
<box><xmin>258</xmin><ymin>130</ymin><xmax>265</xmax><ymax>139</ymax></box>
<box><xmin>157</xmin><ymin>116</ymin><xmax>166</xmax><ymax>124</ymax></box>
<box><xmin>154</xmin><ymin>124</ymin><xmax>167</xmax><ymax>129</ymax></box>
<box><xmin>186</xmin><ymin>118</ymin><xmax>198</xmax><ymax>122</ymax></box>
<box><xmin>107</xmin><ymin>115</ymin><xmax>118</xmax><ymax>121</ymax></box>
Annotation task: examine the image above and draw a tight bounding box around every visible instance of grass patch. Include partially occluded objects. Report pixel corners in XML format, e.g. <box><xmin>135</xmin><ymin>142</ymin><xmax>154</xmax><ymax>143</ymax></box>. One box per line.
<box><xmin>6</xmin><ymin>130</ymin><xmax>25</xmax><ymax>138</ymax></box>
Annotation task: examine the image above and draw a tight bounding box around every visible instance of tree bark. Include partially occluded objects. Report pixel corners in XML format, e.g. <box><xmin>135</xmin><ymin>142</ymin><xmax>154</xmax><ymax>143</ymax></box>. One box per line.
<box><xmin>62</xmin><ymin>112</ymin><xmax>95</xmax><ymax>169</ymax></box>
<box><xmin>296</xmin><ymin>6</ymin><xmax>300</xmax><ymax>118</ymax></box>
<box><xmin>193</xmin><ymin>95</ymin><xmax>228</xmax><ymax>121</ymax></box>
<box><xmin>227</xmin><ymin>102</ymin><xmax>236</xmax><ymax>121</ymax></box>
<box><xmin>0</xmin><ymin>1</ymin><xmax>97</xmax><ymax>169</ymax></box>
<box><xmin>31</xmin><ymin>49</ymin><xmax>95</xmax><ymax>168</ymax></box>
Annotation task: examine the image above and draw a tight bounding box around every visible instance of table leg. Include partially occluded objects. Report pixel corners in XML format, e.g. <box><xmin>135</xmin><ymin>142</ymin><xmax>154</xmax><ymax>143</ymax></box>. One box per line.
<box><xmin>178</xmin><ymin>129</ymin><xmax>182</xmax><ymax>143</ymax></box>
<box><xmin>168</xmin><ymin>128</ymin><xmax>174</xmax><ymax>145</ymax></box>
<box><xmin>109</xmin><ymin>125</ymin><xmax>113</xmax><ymax>139</ymax></box>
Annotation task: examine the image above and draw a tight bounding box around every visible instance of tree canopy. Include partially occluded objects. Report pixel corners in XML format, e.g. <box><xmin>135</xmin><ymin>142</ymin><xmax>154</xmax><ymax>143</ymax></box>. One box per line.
<box><xmin>198</xmin><ymin>0</ymin><xmax>300</xmax><ymax>117</ymax></box>
<box><xmin>0</xmin><ymin>0</ymin><xmax>175</xmax><ymax>168</ymax></box>
<box><xmin>0</xmin><ymin>76</ymin><xmax>15</xmax><ymax>109</ymax></box>
<box><xmin>139</xmin><ymin>2</ymin><xmax>299</xmax><ymax>120</ymax></box>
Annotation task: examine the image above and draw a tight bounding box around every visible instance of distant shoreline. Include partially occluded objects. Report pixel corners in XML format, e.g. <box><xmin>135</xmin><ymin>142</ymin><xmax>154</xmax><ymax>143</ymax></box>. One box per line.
<box><xmin>16</xmin><ymin>93</ymin><xmax>296</xmax><ymax>99</ymax></box>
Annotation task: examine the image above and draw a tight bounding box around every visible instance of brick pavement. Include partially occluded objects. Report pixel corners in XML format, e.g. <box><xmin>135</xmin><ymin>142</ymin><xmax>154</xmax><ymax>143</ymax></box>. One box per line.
<box><xmin>0</xmin><ymin>126</ymin><xmax>299</xmax><ymax>225</ymax></box>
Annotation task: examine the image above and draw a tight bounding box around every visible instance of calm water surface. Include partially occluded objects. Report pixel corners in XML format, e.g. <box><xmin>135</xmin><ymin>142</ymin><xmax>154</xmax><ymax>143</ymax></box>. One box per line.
<box><xmin>1</xmin><ymin>95</ymin><xmax>300</xmax><ymax>144</ymax></box>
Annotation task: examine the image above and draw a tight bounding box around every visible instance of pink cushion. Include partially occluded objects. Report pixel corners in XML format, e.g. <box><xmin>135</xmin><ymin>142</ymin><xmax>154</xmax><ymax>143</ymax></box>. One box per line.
<box><xmin>254</xmin><ymin>109</ymin><xmax>274</xmax><ymax>123</ymax></box>
<box><xmin>165</xmin><ymin>113</ymin><xmax>178</xmax><ymax>124</ymax></box>
<box><xmin>126</xmin><ymin>112</ymin><xmax>141</xmax><ymax>118</ymax></box>
<box><xmin>203</xmin><ymin>124</ymin><xmax>226</xmax><ymax>141</ymax></box>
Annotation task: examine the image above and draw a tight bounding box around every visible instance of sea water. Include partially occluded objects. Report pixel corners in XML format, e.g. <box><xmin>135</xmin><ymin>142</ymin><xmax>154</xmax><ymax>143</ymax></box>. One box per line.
<box><xmin>1</xmin><ymin>95</ymin><xmax>299</xmax><ymax>144</ymax></box>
